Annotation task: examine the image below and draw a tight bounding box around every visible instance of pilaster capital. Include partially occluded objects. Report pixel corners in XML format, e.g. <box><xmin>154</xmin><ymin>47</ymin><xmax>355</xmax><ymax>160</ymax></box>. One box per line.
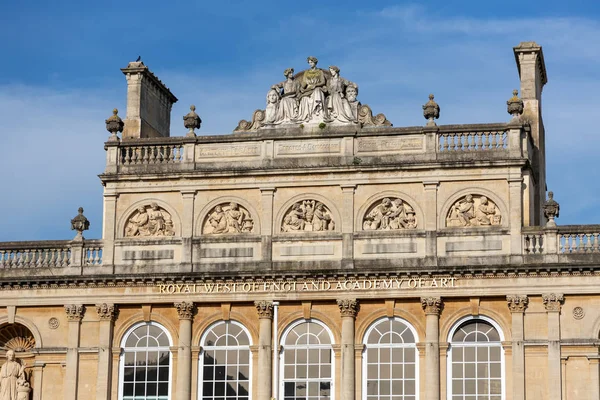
<box><xmin>254</xmin><ymin>300</ymin><xmax>274</xmax><ymax>319</ymax></box>
<box><xmin>260</xmin><ymin>187</ymin><xmax>276</xmax><ymax>195</ymax></box>
<box><xmin>340</xmin><ymin>185</ymin><xmax>356</xmax><ymax>193</ymax></box>
<box><xmin>337</xmin><ymin>298</ymin><xmax>359</xmax><ymax>318</ymax></box>
<box><xmin>542</xmin><ymin>293</ymin><xmax>564</xmax><ymax>312</ymax></box>
<box><xmin>506</xmin><ymin>295</ymin><xmax>529</xmax><ymax>313</ymax></box>
<box><xmin>174</xmin><ymin>301</ymin><xmax>195</xmax><ymax>320</ymax></box>
<box><xmin>421</xmin><ymin>297</ymin><xmax>442</xmax><ymax>315</ymax></box>
<box><xmin>96</xmin><ymin>303</ymin><xmax>118</xmax><ymax>321</ymax></box>
<box><xmin>64</xmin><ymin>304</ymin><xmax>85</xmax><ymax>321</ymax></box>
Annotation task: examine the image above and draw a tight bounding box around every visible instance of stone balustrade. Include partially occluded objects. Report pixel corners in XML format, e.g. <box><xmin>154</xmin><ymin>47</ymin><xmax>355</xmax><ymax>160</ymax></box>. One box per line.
<box><xmin>0</xmin><ymin>240</ymin><xmax>104</xmax><ymax>269</ymax></box>
<box><xmin>437</xmin><ymin>129</ymin><xmax>507</xmax><ymax>152</ymax></box>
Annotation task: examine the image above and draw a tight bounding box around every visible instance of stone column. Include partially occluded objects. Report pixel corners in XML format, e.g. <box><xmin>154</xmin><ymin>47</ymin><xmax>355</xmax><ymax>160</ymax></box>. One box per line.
<box><xmin>337</xmin><ymin>299</ymin><xmax>359</xmax><ymax>400</ymax></box>
<box><xmin>543</xmin><ymin>293</ymin><xmax>564</xmax><ymax>400</ymax></box>
<box><xmin>175</xmin><ymin>302</ymin><xmax>195</xmax><ymax>400</ymax></box>
<box><xmin>260</xmin><ymin>188</ymin><xmax>276</xmax><ymax>263</ymax></box>
<box><xmin>64</xmin><ymin>304</ymin><xmax>85</xmax><ymax>400</ymax></box>
<box><xmin>96</xmin><ymin>304</ymin><xmax>117</xmax><ymax>400</ymax></box>
<box><xmin>255</xmin><ymin>301</ymin><xmax>274</xmax><ymax>400</ymax></box>
<box><xmin>421</xmin><ymin>297</ymin><xmax>442</xmax><ymax>400</ymax></box>
<box><xmin>507</xmin><ymin>295</ymin><xmax>528</xmax><ymax>400</ymax></box>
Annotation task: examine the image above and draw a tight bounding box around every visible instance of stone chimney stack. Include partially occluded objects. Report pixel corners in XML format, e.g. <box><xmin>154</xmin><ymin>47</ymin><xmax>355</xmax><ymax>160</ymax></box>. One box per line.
<box><xmin>514</xmin><ymin>42</ymin><xmax>548</xmax><ymax>225</ymax></box>
<box><xmin>121</xmin><ymin>61</ymin><xmax>178</xmax><ymax>139</ymax></box>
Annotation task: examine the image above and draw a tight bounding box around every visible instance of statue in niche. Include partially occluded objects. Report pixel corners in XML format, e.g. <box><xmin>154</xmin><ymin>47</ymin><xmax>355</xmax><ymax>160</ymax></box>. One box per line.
<box><xmin>297</xmin><ymin>56</ymin><xmax>329</xmax><ymax>122</ymax></box>
<box><xmin>203</xmin><ymin>203</ymin><xmax>254</xmax><ymax>234</ymax></box>
<box><xmin>271</xmin><ymin>68</ymin><xmax>300</xmax><ymax>123</ymax></box>
<box><xmin>125</xmin><ymin>204</ymin><xmax>175</xmax><ymax>237</ymax></box>
<box><xmin>0</xmin><ymin>350</ymin><xmax>30</xmax><ymax>400</ymax></box>
<box><xmin>326</xmin><ymin>66</ymin><xmax>357</xmax><ymax>124</ymax></box>
<box><xmin>446</xmin><ymin>195</ymin><xmax>502</xmax><ymax>227</ymax></box>
<box><xmin>282</xmin><ymin>201</ymin><xmax>335</xmax><ymax>232</ymax></box>
<box><xmin>363</xmin><ymin>198</ymin><xmax>417</xmax><ymax>230</ymax></box>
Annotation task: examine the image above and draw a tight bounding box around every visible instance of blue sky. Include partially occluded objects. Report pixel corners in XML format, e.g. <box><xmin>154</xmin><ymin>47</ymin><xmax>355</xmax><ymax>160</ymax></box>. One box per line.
<box><xmin>1</xmin><ymin>1</ymin><xmax>600</xmax><ymax>241</ymax></box>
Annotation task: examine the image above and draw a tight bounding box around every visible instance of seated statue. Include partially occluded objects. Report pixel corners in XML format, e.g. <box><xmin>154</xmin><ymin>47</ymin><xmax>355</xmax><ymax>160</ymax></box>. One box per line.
<box><xmin>297</xmin><ymin>56</ymin><xmax>328</xmax><ymax>122</ymax></box>
<box><xmin>271</xmin><ymin>68</ymin><xmax>300</xmax><ymax>123</ymax></box>
<box><xmin>326</xmin><ymin>66</ymin><xmax>356</xmax><ymax>123</ymax></box>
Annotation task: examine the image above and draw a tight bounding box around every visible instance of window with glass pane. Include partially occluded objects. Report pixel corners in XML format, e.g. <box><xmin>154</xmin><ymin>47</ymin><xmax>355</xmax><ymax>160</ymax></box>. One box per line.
<box><xmin>281</xmin><ymin>320</ymin><xmax>333</xmax><ymax>400</ymax></box>
<box><xmin>450</xmin><ymin>320</ymin><xmax>503</xmax><ymax>400</ymax></box>
<box><xmin>120</xmin><ymin>322</ymin><xmax>171</xmax><ymax>400</ymax></box>
<box><xmin>200</xmin><ymin>321</ymin><xmax>251</xmax><ymax>400</ymax></box>
<box><xmin>363</xmin><ymin>317</ymin><xmax>418</xmax><ymax>400</ymax></box>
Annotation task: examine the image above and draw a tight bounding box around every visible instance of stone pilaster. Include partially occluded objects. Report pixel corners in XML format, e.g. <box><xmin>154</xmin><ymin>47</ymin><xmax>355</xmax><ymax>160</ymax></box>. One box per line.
<box><xmin>255</xmin><ymin>301</ymin><xmax>273</xmax><ymax>400</ymax></box>
<box><xmin>95</xmin><ymin>303</ymin><xmax>117</xmax><ymax>400</ymax></box>
<box><xmin>340</xmin><ymin>185</ymin><xmax>356</xmax><ymax>262</ymax></box>
<box><xmin>175</xmin><ymin>302</ymin><xmax>195</xmax><ymax>400</ymax></box>
<box><xmin>423</xmin><ymin>182</ymin><xmax>439</xmax><ymax>257</ymax></box>
<box><xmin>421</xmin><ymin>297</ymin><xmax>442</xmax><ymax>400</ymax></box>
<box><xmin>181</xmin><ymin>191</ymin><xmax>196</xmax><ymax>270</ymax></box>
<box><xmin>101</xmin><ymin>193</ymin><xmax>118</xmax><ymax>266</ymax></box>
<box><xmin>64</xmin><ymin>304</ymin><xmax>84</xmax><ymax>400</ymax></box>
<box><xmin>507</xmin><ymin>295</ymin><xmax>528</xmax><ymax>400</ymax></box>
<box><xmin>337</xmin><ymin>299</ymin><xmax>358</xmax><ymax>400</ymax></box>
<box><xmin>508</xmin><ymin>177</ymin><xmax>524</xmax><ymax>255</ymax></box>
<box><xmin>260</xmin><ymin>188</ymin><xmax>276</xmax><ymax>262</ymax></box>
<box><xmin>543</xmin><ymin>293</ymin><xmax>564</xmax><ymax>400</ymax></box>
<box><xmin>31</xmin><ymin>362</ymin><xmax>45</xmax><ymax>400</ymax></box>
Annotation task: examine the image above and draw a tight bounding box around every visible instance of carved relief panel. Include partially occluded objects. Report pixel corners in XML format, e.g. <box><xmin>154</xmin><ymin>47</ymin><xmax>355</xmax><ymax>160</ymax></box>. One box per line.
<box><xmin>202</xmin><ymin>202</ymin><xmax>255</xmax><ymax>234</ymax></box>
<box><xmin>362</xmin><ymin>197</ymin><xmax>417</xmax><ymax>230</ymax></box>
<box><xmin>446</xmin><ymin>194</ymin><xmax>502</xmax><ymax>227</ymax></box>
<box><xmin>281</xmin><ymin>200</ymin><xmax>336</xmax><ymax>232</ymax></box>
<box><xmin>124</xmin><ymin>203</ymin><xmax>175</xmax><ymax>237</ymax></box>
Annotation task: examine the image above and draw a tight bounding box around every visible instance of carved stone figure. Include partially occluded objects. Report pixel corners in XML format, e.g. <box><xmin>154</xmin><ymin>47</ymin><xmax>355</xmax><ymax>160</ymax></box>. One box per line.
<box><xmin>297</xmin><ymin>56</ymin><xmax>329</xmax><ymax>123</ymax></box>
<box><xmin>363</xmin><ymin>198</ymin><xmax>418</xmax><ymax>230</ymax></box>
<box><xmin>271</xmin><ymin>68</ymin><xmax>300</xmax><ymax>123</ymax></box>
<box><xmin>326</xmin><ymin>66</ymin><xmax>356</xmax><ymax>124</ymax></box>
<box><xmin>446</xmin><ymin>195</ymin><xmax>502</xmax><ymax>227</ymax></box>
<box><xmin>264</xmin><ymin>89</ymin><xmax>281</xmax><ymax>124</ymax></box>
<box><xmin>203</xmin><ymin>203</ymin><xmax>254</xmax><ymax>234</ymax></box>
<box><xmin>125</xmin><ymin>204</ymin><xmax>175</xmax><ymax>237</ymax></box>
<box><xmin>282</xmin><ymin>201</ymin><xmax>335</xmax><ymax>232</ymax></box>
<box><xmin>346</xmin><ymin>84</ymin><xmax>360</xmax><ymax>120</ymax></box>
<box><xmin>0</xmin><ymin>350</ymin><xmax>29</xmax><ymax>400</ymax></box>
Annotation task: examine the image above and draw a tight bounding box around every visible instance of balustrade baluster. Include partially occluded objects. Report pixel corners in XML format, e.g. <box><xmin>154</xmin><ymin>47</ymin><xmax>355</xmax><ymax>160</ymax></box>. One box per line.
<box><xmin>483</xmin><ymin>132</ymin><xmax>490</xmax><ymax>149</ymax></box>
<box><xmin>0</xmin><ymin>250</ymin><xmax>4</xmax><ymax>268</ymax></box>
<box><xmin>594</xmin><ymin>233</ymin><xmax>600</xmax><ymax>252</ymax></box>
<box><xmin>585</xmin><ymin>234</ymin><xmax>593</xmax><ymax>252</ymax></box>
<box><xmin>150</xmin><ymin>146</ymin><xmax>157</xmax><ymax>164</ymax></box>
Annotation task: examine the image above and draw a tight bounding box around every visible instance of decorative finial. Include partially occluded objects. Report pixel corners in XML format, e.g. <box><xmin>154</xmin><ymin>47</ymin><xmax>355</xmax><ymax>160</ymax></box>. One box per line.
<box><xmin>183</xmin><ymin>105</ymin><xmax>202</xmax><ymax>137</ymax></box>
<box><xmin>507</xmin><ymin>89</ymin><xmax>524</xmax><ymax>121</ymax></box>
<box><xmin>105</xmin><ymin>108</ymin><xmax>124</xmax><ymax>141</ymax></box>
<box><xmin>71</xmin><ymin>207</ymin><xmax>90</xmax><ymax>240</ymax></box>
<box><xmin>543</xmin><ymin>191</ymin><xmax>560</xmax><ymax>228</ymax></box>
<box><xmin>423</xmin><ymin>94</ymin><xmax>440</xmax><ymax>126</ymax></box>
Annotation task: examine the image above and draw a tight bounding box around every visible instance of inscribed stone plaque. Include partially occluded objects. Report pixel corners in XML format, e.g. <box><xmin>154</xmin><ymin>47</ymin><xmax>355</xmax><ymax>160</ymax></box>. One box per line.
<box><xmin>275</xmin><ymin>139</ymin><xmax>341</xmax><ymax>157</ymax></box>
<box><xmin>197</xmin><ymin>143</ymin><xmax>261</xmax><ymax>160</ymax></box>
<box><xmin>356</xmin><ymin>137</ymin><xmax>424</xmax><ymax>153</ymax></box>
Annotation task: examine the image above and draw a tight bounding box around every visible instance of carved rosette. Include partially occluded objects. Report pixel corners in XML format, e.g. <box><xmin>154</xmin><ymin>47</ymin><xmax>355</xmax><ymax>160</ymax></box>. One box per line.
<box><xmin>96</xmin><ymin>303</ymin><xmax>117</xmax><ymax>321</ymax></box>
<box><xmin>203</xmin><ymin>202</ymin><xmax>255</xmax><ymax>234</ymax></box>
<box><xmin>506</xmin><ymin>295</ymin><xmax>529</xmax><ymax>313</ymax></box>
<box><xmin>174</xmin><ymin>302</ymin><xmax>195</xmax><ymax>320</ymax></box>
<box><xmin>281</xmin><ymin>200</ymin><xmax>335</xmax><ymax>232</ymax></box>
<box><xmin>337</xmin><ymin>299</ymin><xmax>359</xmax><ymax>318</ymax></box>
<box><xmin>124</xmin><ymin>203</ymin><xmax>175</xmax><ymax>237</ymax></box>
<box><xmin>255</xmin><ymin>300</ymin><xmax>274</xmax><ymax>319</ymax></box>
<box><xmin>543</xmin><ymin>191</ymin><xmax>560</xmax><ymax>227</ymax></box>
<box><xmin>362</xmin><ymin>197</ymin><xmax>417</xmax><ymax>231</ymax></box>
<box><xmin>421</xmin><ymin>297</ymin><xmax>442</xmax><ymax>315</ymax></box>
<box><xmin>64</xmin><ymin>304</ymin><xmax>85</xmax><ymax>321</ymax></box>
<box><xmin>542</xmin><ymin>293</ymin><xmax>564</xmax><ymax>312</ymax></box>
<box><xmin>446</xmin><ymin>194</ymin><xmax>502</xmax><ymax>227</ymax></box>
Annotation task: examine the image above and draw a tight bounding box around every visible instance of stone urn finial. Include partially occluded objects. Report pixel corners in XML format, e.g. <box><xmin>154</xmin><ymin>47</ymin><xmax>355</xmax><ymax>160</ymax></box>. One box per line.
<box><xmin>105</xmin><ymin>108</ymin><xmax>124</xmax><ymax>141</ymax></box>
<box><xmin>543</xmin><ymin>191</ymin><xmax>560</xmax><ymax>228</ymax></box>
<box><xmin>423</xmin><ymin>94</ymin><xmax>440</xmax><ymax>126</ymax></box>
<box><xmin>71</xmin><ymin>207</ymin><xmax>90</xmax><ymax>240</ymax></box>
<box><xmin>183</xmin><ymin>105</ymin><xmax>202</xmax><ymax>137</ymax></box>
<box><xmin>507</xmin><ymin>89</ymin><xmax>524</xmax><ymax>121</ymax></box>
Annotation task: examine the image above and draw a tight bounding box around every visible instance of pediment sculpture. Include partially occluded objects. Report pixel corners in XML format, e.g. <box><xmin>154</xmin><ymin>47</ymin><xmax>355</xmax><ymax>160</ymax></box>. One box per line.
<box><xmin>446</xmin><ymin>195</ymin><xmax>502</xmax><ymax>227</ymax></box>
<box><xmin>0</xmin><ymin>350</ymin><xmax>31</xmax><ymax>400</ymax></box>
<box><xmin>203</xmin><ymin>202</ymin><xmax>255</xmax><ymax>234</ymax></box>
<box><xmin>235</xmin><ymin>56</ymin><xmax>391</xmax><ymax>131</ymax></box>
<box><xmin>363</xmin><ymin>197</ymin><xmax>417</xmax><ymax>230</ymax></box>
<box><xmin>281</xmin><ymin>200</ymin><xmax>335</xmax><ymax>232</ymax></box>
<box><xmin>124</xmin><ymin>203</ymin><xmax>175</xmax><ymax>237</ymax></box>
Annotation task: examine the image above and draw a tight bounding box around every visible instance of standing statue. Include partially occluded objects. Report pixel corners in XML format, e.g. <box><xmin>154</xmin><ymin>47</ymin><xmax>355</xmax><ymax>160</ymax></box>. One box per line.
<box><xmin>0</xmin><ymin>350</ymin><xmax>28</xmax><ymax>400</ymax></box>
<box><xmin>297</xmin><ymin>56</ymin><xmax>328</xmax><ymax>122</ymax></box>
<box><xmin>326</xmin><ymin>66</ymin><xmax>356</xmax><ymax>123</ymax></box>
<box><xmin>271</xmin><ymin>68</ymin><xmax>300</xmax><ymax>123</ymax></box>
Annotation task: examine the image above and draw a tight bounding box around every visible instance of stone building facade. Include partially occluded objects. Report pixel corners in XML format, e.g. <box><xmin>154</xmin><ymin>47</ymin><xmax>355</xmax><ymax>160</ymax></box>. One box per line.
<box><xmin>0</xmin><ymin>42</ymin><xmax>599</xmax><ymax>400</ymax></box>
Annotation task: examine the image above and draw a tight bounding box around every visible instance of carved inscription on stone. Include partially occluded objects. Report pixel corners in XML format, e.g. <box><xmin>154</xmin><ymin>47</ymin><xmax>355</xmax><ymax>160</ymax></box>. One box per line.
<box><xmin>203</xmin><ymin>203</ymin><xmax>255</xmax><ymax>234</ymax></box>
<box><xmin>276</xmin><ymin>140</ymin><xmax>341</xmax><ymax>156</ymax></box>
<box><xmin>363</xmin><ymin>198</ymin><xmax>417</xmax><ymax>230</ymax></box>
<box><xmin>357</xmin><ymin>137</ymin><xmax>424</xmax><ymax>153</ymax></box>
<box><xmin>446</xmin><ymin>195</ymin><xmax>502</xmax><ymax>227</ymax></box>
<box><xmin>281</xmin><ymin>200</ymin><xmax>335</xmax><ymax>232</ymax></box>
<box><xmin>125</xmin><ymin>203</ymin><xmax>175</xmax><ymax>237</ymax></box>
<box><xmin>197</xmin><ymin>143</ymin><xmax>261</xmax><ymax>159</ymax></box>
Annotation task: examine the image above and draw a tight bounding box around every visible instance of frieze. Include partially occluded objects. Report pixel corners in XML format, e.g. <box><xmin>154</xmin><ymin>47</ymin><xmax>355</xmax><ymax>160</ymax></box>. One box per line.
<box><xmin>363</xmin><ymin>197</ymin><xmax>417</xmax><ymax>230</ymax></box>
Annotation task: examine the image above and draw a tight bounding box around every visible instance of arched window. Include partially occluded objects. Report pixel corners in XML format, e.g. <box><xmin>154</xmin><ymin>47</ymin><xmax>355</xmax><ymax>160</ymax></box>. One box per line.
<box><xmin>280</xmin><ymin>320</ymin><xmax>334</xmax><ymax>400</ymax></box>
<box><xmin>363</xmin><ymin>317</ymin><xmax>419</xmax><ymax>400</ymax></box>
<box><xmin>448</xmin><ymin>317</ymin><xmax>504</xmax><ymax>400</ymax></box>
<box><xmin>199</xmin><ymin>321</ymin><xmax>252</xmax><ymax>400</ymax></box>
<box><xmin>119</xmin><ymin>322</ymin><xmax>172</xmax><ymax>400</ymax></box>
